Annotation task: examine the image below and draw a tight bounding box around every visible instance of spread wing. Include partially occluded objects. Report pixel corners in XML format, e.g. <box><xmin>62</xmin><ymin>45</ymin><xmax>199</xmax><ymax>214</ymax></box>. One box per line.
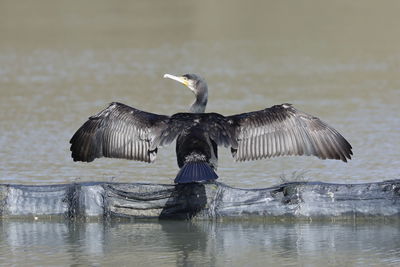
<box><xmin>227</xmin><ymin>104</ymin><xmax>353</xmax><ymax>162</ymax></box>
<box><xmin>70</xmin><ymin>104</ymin><xmax>237</xmax><ymax>164</ymax></box>
<box><xmin>70</xmin><ymin>102</ymin><xmax>172</xmax><ymax>163</ymax></box>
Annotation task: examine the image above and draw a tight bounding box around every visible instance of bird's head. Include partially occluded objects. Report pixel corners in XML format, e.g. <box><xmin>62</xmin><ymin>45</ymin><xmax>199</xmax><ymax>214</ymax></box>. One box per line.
<box><xmin>163</xmin><ymin>73</ymin><xmax>207</xmax><ymax>96</ymax></box>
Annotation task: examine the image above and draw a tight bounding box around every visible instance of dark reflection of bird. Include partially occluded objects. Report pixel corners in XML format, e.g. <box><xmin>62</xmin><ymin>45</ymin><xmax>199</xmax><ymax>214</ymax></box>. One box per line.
<box><xmin>70</xmin><ymin>74</ymin><xmax>352</xmax><ymax>184</ymax></box>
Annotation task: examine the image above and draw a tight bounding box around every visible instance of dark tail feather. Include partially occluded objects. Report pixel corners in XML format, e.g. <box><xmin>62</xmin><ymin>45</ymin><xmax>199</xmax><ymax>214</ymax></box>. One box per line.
<box><xmin>174</xmin><ymin>162</ymin><xmax>218</xmax><ymax>184</ymax></box>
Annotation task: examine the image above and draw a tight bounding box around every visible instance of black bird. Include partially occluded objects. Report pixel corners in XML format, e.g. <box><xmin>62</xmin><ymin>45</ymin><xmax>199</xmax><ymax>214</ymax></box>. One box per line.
<box><xmin>70</xmin><ymin>74</ymin><xmax>352</xmax><ymax>183</ymax></box>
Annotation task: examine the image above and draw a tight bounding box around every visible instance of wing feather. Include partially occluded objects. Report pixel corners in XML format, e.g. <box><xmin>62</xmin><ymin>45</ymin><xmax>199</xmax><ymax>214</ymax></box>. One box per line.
<box><xmin>227</xmin><ymin>104</ymin><xmax>352</xmax><ymax>162</ymax></box>
<box><xmin>70</xmin><ymin>102</ymin><xmax>171</xmax><ymax>163</ymax></box>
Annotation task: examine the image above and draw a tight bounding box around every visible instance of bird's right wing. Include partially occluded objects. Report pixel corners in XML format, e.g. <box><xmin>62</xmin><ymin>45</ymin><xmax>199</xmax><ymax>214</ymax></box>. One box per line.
<box><xmin>226</xmin><ymin>104</ymin><xmax>353</xmax><ymax>162</ymax></box>
<box><xmin>70</xmin><ymin>102</ymin><xmax>171</xmax><ymax>163</ymax></box>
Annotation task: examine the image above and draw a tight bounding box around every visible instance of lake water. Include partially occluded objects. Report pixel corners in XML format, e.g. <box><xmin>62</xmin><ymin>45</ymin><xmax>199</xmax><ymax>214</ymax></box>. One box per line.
<box><xmin>1</xmin><ymin>220</ymin><xmax>400</xmax><ymax>266</ymax></box>
<box><xmin>0</xmin><ymin>0</ymin><xmax>399</xmax><ymax>265</ymax></box>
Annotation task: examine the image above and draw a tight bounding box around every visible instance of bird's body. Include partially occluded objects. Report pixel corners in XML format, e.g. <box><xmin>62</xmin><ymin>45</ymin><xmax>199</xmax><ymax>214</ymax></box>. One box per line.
<box><xmin>70</xmin><ymin>74</ymin><xmax>352</xmax><ymax>183</ymax></box>
<box><xmin>175</xmin><ymin>122</ymin><xmax>218</xmax><ymax>168</ymax></box>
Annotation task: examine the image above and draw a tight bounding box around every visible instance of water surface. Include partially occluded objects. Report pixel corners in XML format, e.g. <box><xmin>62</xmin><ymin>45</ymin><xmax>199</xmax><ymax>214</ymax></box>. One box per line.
<box><xmin>0</xmin><ymin>0</ymin><xmax>399</xmax><ymax>187</ymax></box>
<box><xmin>0</xmin><ymin>0</ymin><xmax>399</xmax><ymax>266</ymax></box>
<box><xmin>1</xmin><ymin>220</ymin><xmax>400</xmax><ymax>266</ymax></box>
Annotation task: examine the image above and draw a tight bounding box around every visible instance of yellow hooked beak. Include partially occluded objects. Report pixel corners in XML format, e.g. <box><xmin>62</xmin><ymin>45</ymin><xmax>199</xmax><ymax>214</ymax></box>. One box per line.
<box><xmin>163</xmin><ymin>73</ymin><xmax>189</xmax><ymax>87</ymax></box>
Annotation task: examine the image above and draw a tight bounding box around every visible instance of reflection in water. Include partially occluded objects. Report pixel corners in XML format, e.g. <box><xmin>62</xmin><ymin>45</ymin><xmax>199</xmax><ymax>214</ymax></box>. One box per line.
<box><xmin>1</xmin><ymin>221</ymin><xmax>400</xmax><ymax>266</ymax></box>
<box><xmin>159</xmin><ymin>183</ymin><xmax>208</xmax><ymax>220</ymax></box>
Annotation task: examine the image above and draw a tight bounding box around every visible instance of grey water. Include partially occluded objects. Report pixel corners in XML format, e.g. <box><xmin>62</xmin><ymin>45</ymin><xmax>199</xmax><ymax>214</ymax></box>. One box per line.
<box><xmin>1</xmin><ymin>221</ymin><xmax>400</xmax><ymax>266</ymax></box>
<box><xmin>0</xmin><ymin>0</ymin><xmax>399</xmax><ymax>265</ymax></box>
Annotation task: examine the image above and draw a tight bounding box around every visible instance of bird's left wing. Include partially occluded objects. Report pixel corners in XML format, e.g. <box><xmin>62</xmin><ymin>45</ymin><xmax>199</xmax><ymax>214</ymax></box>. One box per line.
<box><xmin>70</xmin><ymin>102</ymin><xmax>171</xmax><ymax>163</ymax></box>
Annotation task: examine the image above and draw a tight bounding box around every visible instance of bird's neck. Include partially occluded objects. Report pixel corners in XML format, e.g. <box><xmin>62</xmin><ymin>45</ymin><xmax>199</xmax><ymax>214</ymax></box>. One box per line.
<box><xmin>189</xmin><ymin>91</ymin><xmax>208</xmax><ymax>113</ymax></box>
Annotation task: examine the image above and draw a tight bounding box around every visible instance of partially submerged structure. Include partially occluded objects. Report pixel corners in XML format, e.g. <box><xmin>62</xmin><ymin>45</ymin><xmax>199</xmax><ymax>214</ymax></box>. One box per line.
<box><xmin>1</xmin><ymin>180</ymin><xmax>399</xmax><ymax>220</ymax></box>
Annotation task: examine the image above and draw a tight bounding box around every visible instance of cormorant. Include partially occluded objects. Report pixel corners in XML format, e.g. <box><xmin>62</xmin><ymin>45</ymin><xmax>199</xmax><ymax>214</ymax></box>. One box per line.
<box><xmin>70</xmin><ymin>74</ymin><xmax>352</xmax><ymax>183</ymax></box>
